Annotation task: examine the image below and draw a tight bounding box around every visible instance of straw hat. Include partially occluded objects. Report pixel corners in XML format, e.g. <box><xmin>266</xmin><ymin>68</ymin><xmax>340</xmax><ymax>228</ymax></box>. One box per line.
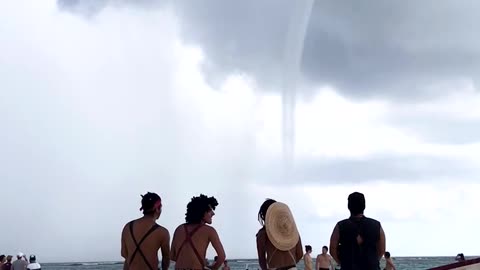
<box><xmin>265</xmin><ymin>202</ymin><xmax>299</xmax><ymax>251</ymax></box>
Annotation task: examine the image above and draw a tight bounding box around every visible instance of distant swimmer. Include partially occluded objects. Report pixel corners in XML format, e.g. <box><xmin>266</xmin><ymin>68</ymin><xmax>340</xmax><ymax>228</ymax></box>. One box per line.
<box><xmin>121</xmin><ymin>192</ymin><xmax>170</xmax><ymax>270</ymax></box>
<box><xmin>11</xmin><ymin>253</ymin><xmax>27</xmax><ymax>270</ymax></box>
<box><xmin>26</xmin><ymin>255</ymin><xmax>41</xmax><ymax>270</ymax></box>
<box><xmin>304</xmin><ymin>245</ymin><xmax>313</xmax><ymax>270</ymax></box>
<box><xmin>329</xmin><ymin>192</ymin><xmax>386</xmax><ymax>270</ymax></box>
<box><xmin>316</xmin><ymin>246</ymin><xmax>334</xmax><ymax>270</ymax></box>
<box><xmin>170</xmin><ymin>194</ymin><xmax>226</xmax><ymax>270</ymax></box>
<box><xmin>384</xmin><ymin>252</ymin><xmax>395</xmax><ymax>270</ymax></box>
<box><xmin>256</xmin><ymin>199</ymin><xmax>303</xmax><ymax>270</ymax></box>
<box><xmin>222</xmin><ymin>260</ymin><xmax>231</xmax><ymax>270</ymax></box>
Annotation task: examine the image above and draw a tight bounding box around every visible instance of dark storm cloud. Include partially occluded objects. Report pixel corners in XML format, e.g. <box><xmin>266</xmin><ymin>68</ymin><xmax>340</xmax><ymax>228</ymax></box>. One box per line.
<box><xmin>57</xmin><ymin>0</ymin><xmax>480</xmax><ymax>100</ymax></box>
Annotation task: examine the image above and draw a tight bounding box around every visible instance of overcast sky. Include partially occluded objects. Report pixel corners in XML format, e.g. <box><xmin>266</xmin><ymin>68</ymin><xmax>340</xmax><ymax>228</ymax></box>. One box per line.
<box><xmin>1</xmin><ymin>0</ymin><xmax>480</xmax><ymax>263</ymax></box>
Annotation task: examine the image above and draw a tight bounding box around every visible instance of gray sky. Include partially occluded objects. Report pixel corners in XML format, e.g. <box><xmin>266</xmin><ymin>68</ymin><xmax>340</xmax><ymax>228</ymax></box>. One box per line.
<box><xmin>1</xmin><ymin>0</ymin><xmax>480</xmax><ymax>262</ymax></box>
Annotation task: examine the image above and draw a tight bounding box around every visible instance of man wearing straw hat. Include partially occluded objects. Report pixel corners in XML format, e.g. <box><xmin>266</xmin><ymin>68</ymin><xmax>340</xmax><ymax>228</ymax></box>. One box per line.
<box><xmin>256</xmin><ymin>199</ymin><xmax>303</xmax><ymax>270</ymax></box>
<box><xmin>329</xmin><ymin>192</ymin><xmax>386</xmax><ymax>270</ymax></box>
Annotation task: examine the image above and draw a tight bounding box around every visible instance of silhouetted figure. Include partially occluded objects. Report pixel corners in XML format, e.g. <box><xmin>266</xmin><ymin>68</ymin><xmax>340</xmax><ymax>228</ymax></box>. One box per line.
<box><xmin>330</xmin><ymin>192</ymin><xmax>386</xmax><ymax>270</ymax></box>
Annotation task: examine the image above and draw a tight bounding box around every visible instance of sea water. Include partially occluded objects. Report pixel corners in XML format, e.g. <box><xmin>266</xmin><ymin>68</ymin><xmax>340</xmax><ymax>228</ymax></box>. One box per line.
<box><xmin>40</xmin><ymin>256</ymin><xmax>472</xmax><ymax>270</ymax></box>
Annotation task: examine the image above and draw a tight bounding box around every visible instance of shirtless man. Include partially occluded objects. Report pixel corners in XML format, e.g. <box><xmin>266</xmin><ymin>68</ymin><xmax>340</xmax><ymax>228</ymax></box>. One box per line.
<box><xmin>304</xmin><ymin>245</ymin><xmax>313</xmax><ymax>270</ymax></box>
<box><xmin>384</xmin><ymin>252</ymin><xmax>396</xmax><ymax>270</ymax></box>
<box><xmin>222</xmin><ymin>260</ymin><xmax>231</xmax><ymax>270</ymax></box>
<box><xmin>316</xmin><ymin>246</ymin><xmax>333</xmax><ymax>270</ymax></box>
<box><xmin>121</xmin><ymin>192</ymin><xmax>170</xmax><ymax>270</ymax></box>
<box><xmin>170</xmin><ymin>194</ymin><xmax>226</xmax><ymax>270</ymax></box>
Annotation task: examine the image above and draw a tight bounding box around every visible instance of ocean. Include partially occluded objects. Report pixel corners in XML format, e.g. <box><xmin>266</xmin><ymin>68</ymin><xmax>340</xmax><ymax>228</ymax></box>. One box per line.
<box><xmin>39</xmin><ymin>256</ymin><xmax>473</xmax><ymax>270</ymax></box>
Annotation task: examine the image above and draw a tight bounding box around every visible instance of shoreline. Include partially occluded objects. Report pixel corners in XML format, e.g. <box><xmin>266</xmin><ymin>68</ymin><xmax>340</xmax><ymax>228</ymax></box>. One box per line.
<box><xmin>40</xmin><ymin>256</ymin><xmax>480</xmax><ymax>264</ymax></box>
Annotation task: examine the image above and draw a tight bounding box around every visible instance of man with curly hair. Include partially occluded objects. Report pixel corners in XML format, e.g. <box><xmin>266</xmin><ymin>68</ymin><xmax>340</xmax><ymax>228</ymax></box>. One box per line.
<box><xmin>121</xmin><ymin>192</ymin><xmax>170</xmax><ymax>270</ymax></box>
<box><xmin>171</xmin><ymin>194</ymin><xmax>226</xmax><ymax>270</ymax></box>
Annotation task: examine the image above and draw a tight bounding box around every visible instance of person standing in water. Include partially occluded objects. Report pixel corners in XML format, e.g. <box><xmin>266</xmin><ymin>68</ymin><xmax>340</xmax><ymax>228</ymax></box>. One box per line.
<box><xmin>256</xmin><ymin>199</ymin><xmax>303</xmax><ymax>270</ymax></box>
<box><xmin>316</xmin><ymin>246</ymin><xmax>334</xmax><ymax>270</ymax></box>
<box><xmin>304</xmin><ymin>245</ymin><xmax>313</xmax><ymax>270</ymax></box>
<box><xmin>170</xmin><ymin>194</ymin><xmax>226</xmax><ymax>270</ymax></box>
<box><xmin>384</xmin><ymin>252</ymin><xmax>395</xmax><ymax>270</ymax></box>
<box><xmin>329</xmin><ymin>192</ymin><xmax>386</xmax><ymax>270</ymax></box>
<box><xmin>222</xmin><ymin>260</ymin><xmax>231</xmax><ymax>270</ymax></box>
<box><xmin>121</xmin><ymin>192</ymin><xmax>170</xmax><ymax>270</ymax></box>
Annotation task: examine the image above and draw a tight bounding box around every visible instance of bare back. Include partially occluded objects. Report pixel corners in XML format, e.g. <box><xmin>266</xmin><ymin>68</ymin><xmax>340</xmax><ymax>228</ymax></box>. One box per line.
<box><xmin>316</xmin><ymin>254</ymin><xmax>331</xmax><ymax>269</ymax></box>
<box><xmin>171</xmin><ymin>224</ymin><xmax>224</xmax><ymax>270</ymax></box>
<box><xmin>256</xmin><ymin>228</ymin><xmax>303</xmax><ymax>270</ymax></box>
<box><xmin>121</xmin><ymin>218</ymin><xmax>170</xmax><ymax>270</ymax></box>
<box><xmin>304</xmin><ymin>253</ymin><xmax>313</xmax><ymax>270</ymax></box>
<box><xmin>385</xmin><ymin>258</ymin><xmax>395</xmax><ymax>270</ymax></box>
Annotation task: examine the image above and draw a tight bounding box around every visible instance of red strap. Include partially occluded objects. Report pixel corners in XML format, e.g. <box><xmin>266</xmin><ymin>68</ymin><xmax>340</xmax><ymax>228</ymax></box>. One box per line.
<box><xmin>128</xmin><ymin>221</ymin><xmax>160</xmax><ymax>270</ymax></box>
<box><xmin>176</xmin><ymin>224</ymin><xmax>205</xmax><ymax>268</ymax></box>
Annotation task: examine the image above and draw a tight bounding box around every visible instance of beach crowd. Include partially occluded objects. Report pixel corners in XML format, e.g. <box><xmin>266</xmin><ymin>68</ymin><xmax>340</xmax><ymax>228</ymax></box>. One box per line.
<box><xmin>0</xmin><ymin>253</ymin><xmax>41</xmax><ymax>270</ymax></box>
<box><xmin>121</xmin><ymin>191</ymin><xmax>394</xmax><ymax>270</ymax></box>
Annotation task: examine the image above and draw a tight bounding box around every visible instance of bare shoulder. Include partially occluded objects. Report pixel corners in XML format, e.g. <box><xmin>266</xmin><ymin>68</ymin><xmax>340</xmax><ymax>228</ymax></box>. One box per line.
<box><xmin>156</xmin><ymin>225</ymin><xmax>170</xmax><ymax>236</ymax></box>
<box><xmin>173</xmin><ymin>224</ymin><xmax>185</xmax><ymax>234</ymax></box>
<box><xmin>121</xmin><ymin>221</ymin><xmax>133</xmax><ymax>235</ymax></box>
<box><xmin>204</xmin><ymin>225</ymin><xmax>218</xmax><ymax>235</ymax></box>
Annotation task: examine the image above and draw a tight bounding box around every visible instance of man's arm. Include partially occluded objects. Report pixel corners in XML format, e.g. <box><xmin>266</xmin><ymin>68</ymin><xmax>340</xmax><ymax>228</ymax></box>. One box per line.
<box><xmin>209</xmin><ymin>228</ymin><xmax>226</xmax><ymax>270</ymax></box>
<box><xmin>170</xmin><ymin>227</ymin><xmax>178</xmax><ymax>262</ymax></box>
<box><xmin>160</xmin><ymin>228</ymin><xmax>171</xmax><ymax>270</ymax></box>
<box><xmin>121</xmin><ymin>226</ymin><xmax>128</xmax><ymax>260</ymax></box>
<box><xmin>315</xmin><ymin>255</ymin><xmax>320</xmax><ymax>270</ymax></box>
<box><xmin>256</xmin><ymin>230</ymin><xmax>268</xmax><ymax>270</ymax></box>
<box><xmin>329</xmin><ymin>224</ymin><xmax>340</xmax><ymax>266</ymax></box>
<box><xmin>330</xmin><ymin>255</ymin><xmax>335</xmax><ymax>270</ymax></box>
<box><xmin>377</xmin><ymin>225</ymin><xmax>386</xmax><ymax>259</ymax></box>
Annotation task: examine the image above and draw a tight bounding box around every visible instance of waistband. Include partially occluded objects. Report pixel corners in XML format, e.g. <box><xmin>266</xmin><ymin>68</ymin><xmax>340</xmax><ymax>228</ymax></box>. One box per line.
<box><xmin>275</xmin><ymin>265</ymin><xmax>296</xmax><ymax>270</ymax></box>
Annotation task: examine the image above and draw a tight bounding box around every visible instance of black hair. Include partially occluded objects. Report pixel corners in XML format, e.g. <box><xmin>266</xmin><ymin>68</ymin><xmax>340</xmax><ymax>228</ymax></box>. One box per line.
<box><xmin>140</xmin><ymin>192</ymin><xmax>161</xmax><ymax>215</ymax></box>
<box><xmin>385</xmin><ymin>252</ymin><xmax>391</xmax><ymax>258</ymax></box>
<box><xmin>258</xmin><ymin>199</ymin><xmax>276</xmax><ymax>226</ymax></box>
<box><xmin>185</xmin><ymin>194</ymin><xmax>218</xmax><ymax>224</ymax></box>
<box><xmin>348</xmin><ymin>192</ymin><xmax>365</xmax><ymax>215</ymax></box>
<box><xmin>322</xmin><ymin>246</ymin><xmax>328</xmax><ymax>251</ymax></box>
<box><xmin>305</xmin><ymin>245</ymin><xmax>312</xmax><ymax>252</ymax></box>
<box><xmin>0</xmin><ymin>255</ymin><xmax>5</xmax><ymax>262</ymax></box>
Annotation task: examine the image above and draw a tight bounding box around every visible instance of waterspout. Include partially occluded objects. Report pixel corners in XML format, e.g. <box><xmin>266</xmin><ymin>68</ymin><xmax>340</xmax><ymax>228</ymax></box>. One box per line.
<box><xmin>282</xmin><ymin>0</ymin><xmax>314</xmax><ymax>174</ymax></box>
